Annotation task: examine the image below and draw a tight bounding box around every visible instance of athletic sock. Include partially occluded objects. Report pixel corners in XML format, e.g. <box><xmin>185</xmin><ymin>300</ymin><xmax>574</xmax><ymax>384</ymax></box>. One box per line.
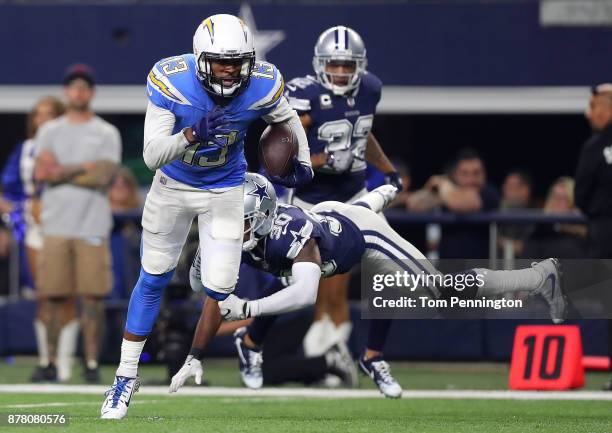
<box><xmin>336</xmin><ymin>321</ymin><xmax>353</xmax><ymax>343</ymax></box>
<box><xmin>56</xmin><ymin>320</ymin><xmax>79</xmax><ymax>382</ymax></box>
<box><xmin>116</xmin><ymin>339</ymin><xmax>146</xmax><ymax>378</ymax></box>
<box><xmin>33</xmin><ymin>320</ymin><xmax>49</xmax><ymax>368</ymax></box>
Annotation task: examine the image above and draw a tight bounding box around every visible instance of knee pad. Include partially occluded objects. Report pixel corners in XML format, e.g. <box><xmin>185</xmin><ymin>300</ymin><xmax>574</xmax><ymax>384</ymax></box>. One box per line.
<box><xmin>203</xmin><ymin>270</ymin><xmax>238</xmax><ymax>294</ymax></box>
<box><xmin>125</xmin><ymin>268</ymin><xmax>174</xmax><ymax>336</ymax></box>
<box><xmin>141</xmin><ymin>249</ymin><xmax>177</xmax><ymax>275</ymax></box>
<box><xmin>201</xmin><ymin>241</ymin><xmax>241</xmax><ymax>292</ymax></box>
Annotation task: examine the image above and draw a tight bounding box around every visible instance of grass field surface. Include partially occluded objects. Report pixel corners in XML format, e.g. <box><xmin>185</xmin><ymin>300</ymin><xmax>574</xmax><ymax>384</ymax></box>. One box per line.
<box><xmin>0</xmin><ymin>358</ymin><xmax>610</xmax><ymax>432</ymax></box>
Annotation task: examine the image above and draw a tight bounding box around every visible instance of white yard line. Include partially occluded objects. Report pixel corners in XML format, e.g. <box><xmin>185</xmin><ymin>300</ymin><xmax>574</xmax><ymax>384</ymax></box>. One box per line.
<box><xmin>0</xmin><ymin>385</ymin><xmax>611</xmax><ymax>401</ymax></box>
<box><xmin>0</xmin><ymin>400</ymin><xmax>163</xmax><ymax>409</ymax></box>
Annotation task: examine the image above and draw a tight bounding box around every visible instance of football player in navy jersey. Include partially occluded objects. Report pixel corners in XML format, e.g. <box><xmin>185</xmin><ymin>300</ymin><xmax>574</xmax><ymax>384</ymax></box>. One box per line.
<box><xmin>284</xmin><ymin>26</ymin><xmax>402</xmax><ymax>358</ymax></box>
<box><xmin>101</xmin><ymin>15</ymin><xmax>312</xmax><ymax>420</ymax></box>
<box><xmin>173</xmin><ymin>173</ymin><xmax>566</xmax><ymax>398</ymax></box>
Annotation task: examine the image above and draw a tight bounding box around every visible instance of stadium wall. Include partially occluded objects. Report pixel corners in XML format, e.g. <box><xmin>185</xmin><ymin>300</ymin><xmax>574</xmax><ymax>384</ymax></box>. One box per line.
<box><xmin>1</xmin><ymin>2</ymin><xmax>611</xmax><ymax>86</ymax></box>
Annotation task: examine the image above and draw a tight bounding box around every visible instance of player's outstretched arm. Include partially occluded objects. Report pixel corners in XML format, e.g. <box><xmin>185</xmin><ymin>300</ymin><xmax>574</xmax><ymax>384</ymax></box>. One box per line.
<box><xmin>168</xmin><ymin>296</ymin><xmax>220</xmax><ymax>393</ymax></box>
<box><xmin>219</xmin><ymin>240</ymin><xmax>322</xmax><ymax>320</ymax></box>
<box><xmin>142</xmin><ymin>102</ymin><xmax>193</xmax><ymax>170</ymax></box>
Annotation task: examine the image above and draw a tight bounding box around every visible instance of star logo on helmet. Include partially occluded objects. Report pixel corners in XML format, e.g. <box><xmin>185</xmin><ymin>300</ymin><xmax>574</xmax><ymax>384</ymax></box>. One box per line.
<box><xmin>247</xmin><ymin>180</ymin><xmax>271</xmax><ymax>205</ymax></box>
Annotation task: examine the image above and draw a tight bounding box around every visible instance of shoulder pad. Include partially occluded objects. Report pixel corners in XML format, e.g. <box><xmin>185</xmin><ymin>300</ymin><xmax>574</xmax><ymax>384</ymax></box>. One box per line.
<box><xmin>360</xmin><ymin>71</ymin><xmax>383</xmax><ymax>97</ymax></box>
<box><xmin>284</xmin><ymin>75</ymin><xmax>319</xmax><ymax>112</ymax></box>
<box><xmin>146</xmin><ymin>55</ymin><xmax>195</xmax><ymax>107</ymax></box>
<box><xmin>246</xmin><ymin>61</ymin><xmax>285</xmax><ymax>111</ymax></box>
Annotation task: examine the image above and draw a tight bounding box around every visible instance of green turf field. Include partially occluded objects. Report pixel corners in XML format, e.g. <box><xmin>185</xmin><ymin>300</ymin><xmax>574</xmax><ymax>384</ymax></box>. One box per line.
<box><xmin>0</xmin><ymin>358</ymin><xmax>611</xmax><ymax>432</ymax></box>
<box><xmin>0</xmin><ymin>393</ymin><xmax>611</xmax><ymax>433</ymax></box>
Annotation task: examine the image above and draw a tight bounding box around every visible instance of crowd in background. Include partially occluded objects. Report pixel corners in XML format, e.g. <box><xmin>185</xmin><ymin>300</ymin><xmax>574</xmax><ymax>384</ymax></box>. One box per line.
<box><xmin>388</xmin><ymin>148</ymin><xmax>588</xmax><ymax>260</ymax></box>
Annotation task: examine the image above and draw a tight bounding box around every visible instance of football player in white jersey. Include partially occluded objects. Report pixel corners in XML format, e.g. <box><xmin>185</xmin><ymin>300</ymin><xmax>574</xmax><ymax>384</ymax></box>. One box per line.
<box><xmin>101</xmin><ymin>15</ymin><xmax>312</xmax><ymax>420</ymax></box>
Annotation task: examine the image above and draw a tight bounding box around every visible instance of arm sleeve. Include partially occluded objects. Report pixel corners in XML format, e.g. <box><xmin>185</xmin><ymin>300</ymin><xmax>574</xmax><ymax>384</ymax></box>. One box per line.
<box><xmin>575</xmin><ymin>142</ymin><xmax>599</xmax><ymax>215</ymax></box>
<box><xmin>142</xmin><ymin>102</ymin><xmax>191</xmax><ymax>171</ymax></box>
<box><xmin>262</xmin><ymin>97</ymin><xmax>312</xmax><ymax>169</ymax></box>
<box><xmin>248</xmin><ymin>261</ymin><xmax>321</xmax><ymax>317</ymax></box>
<box><xmin>284</xmin><ymin>76</ymin><xmax>315</xmax><ymax>116</ymax></box>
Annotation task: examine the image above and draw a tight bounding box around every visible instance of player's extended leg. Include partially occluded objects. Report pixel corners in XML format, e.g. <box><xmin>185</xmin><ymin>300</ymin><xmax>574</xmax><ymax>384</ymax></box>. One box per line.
<box><xmin>101</xmin><ymin>179</ymin><xmax>195</xmax><ymax>420</ymax></box>
<box><xmin>322</xmin><ymin>273</ymin><xmax>351</xmax><ymax>333</ymax></box>
<box><xmin>168</xmin><ymin>186</ymin><xmax>244</xmax><ymax>394</ymax></box>
<box><xmin>359</xmin><ymin>318</ymin><xmax>402</xmax><ymax>398</ymax></box>
<box><xmin>303</xmin><ymin>273</ymin><xmax>351</xmax><ymax>357</ymax></box>
<box><xmin>345</xmin><ymin>201</ymin><xmax>566</xmax><ymax>320</ymax></box>
<box><xmin>236</xmin><ymin>277</ymin><xmax>286</xmax><ymax>389</ymax></box>
<box><xmin>292</xmin><ymin>196</ymin><xmax>339</xmax><ymax>358</ymax></box>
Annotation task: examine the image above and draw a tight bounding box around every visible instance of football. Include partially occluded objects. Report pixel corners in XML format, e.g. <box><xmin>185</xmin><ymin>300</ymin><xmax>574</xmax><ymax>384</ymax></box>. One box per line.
<box><xmin>258</xmin><ymin>122</ymin><xmax>298</xmax><ymax>178</ymax></box>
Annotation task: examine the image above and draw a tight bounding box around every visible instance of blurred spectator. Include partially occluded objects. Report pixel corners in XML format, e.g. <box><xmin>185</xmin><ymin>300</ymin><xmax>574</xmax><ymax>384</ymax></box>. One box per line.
<box><xmin>33</xmin><ymin>64</ymin><xmax>122</xmax><ymax>383</ymax></box>
<box><xmin>2</xmin><ymin>96</ymin><xmax>65</xmax><ymax>286</ymax></box>
<box><xmin>417</xmin><ymin>148</ymin><xmax>500</xmax><ymax>258</ymax></box>
<box><xmin>501</xmin><ymin>170</ymin><xmax>533</xmax><ymax>209</ymax></box>
<box><xmin>108</xmin><ymin>166</ymin><xmax>142</xmax><ymax>299</ymax></box>
<box><xmin>0</xmin><ymin>96</ymin><xmax>65</xmax><ymax>381</ymax></box>
<box><xmin>573</xmin><ymin>84</ymin><xmax>612</xmax><ymax>391</ymax></box>
<box><xmin>575</xmin><ymin>83</ymin><xmax>612</xmax><ymax>258</ymax></box>
<box><xmin>498</xmin><ymin>170</ymin><xmax>535</xmax><ymax>257</ymax></box>
<box><xmin>109</xmin><ymin>166</ymin><xmax>142</xmax><ymax>213</ymax></box>
<box><xmin>523</xmin><ymin>177</ymin><xmax>587</xmax><ymax>259</ymax></box>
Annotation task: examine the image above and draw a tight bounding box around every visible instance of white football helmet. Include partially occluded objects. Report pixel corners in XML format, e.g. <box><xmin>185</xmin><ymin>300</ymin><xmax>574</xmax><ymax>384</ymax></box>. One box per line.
<box><xmin>193</xmin><ymin>14</ymin><xmax>256</xmax><ymax>97</ymax></box>
<box><xmin>243</xmin><ymin>173</ymin><xmax>278</xmax><ymax>251</ymax></box>
<box><xmin>313</xmin><ymin>26</ymin><xmax>367</xmax><ymax>96</ymax></box>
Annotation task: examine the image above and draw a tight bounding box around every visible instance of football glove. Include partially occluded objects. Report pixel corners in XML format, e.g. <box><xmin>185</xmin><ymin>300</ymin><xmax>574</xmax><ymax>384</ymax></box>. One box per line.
<box><xmin>191</xmin><ymin>107</ymin><xmax>232</xmax><ymax>149</ymax></box>
<box><xmin>169</xmin><ymin>355</ymin><xmax>203</xmax><ymax>393</ymax></box>
<box><xmin>384</xmin><ymin>171</ymin><xmax>403</xmax><ymax>192</ymax></box>
<box><xmin>219</xmin><ymin>294</ymin><xmax>252</xmax><ymax>321</ymax></box>
<box><xmin>269</xmin><ymin>156</ymin><xmax>314</xmax><ymax>188</ymax></box>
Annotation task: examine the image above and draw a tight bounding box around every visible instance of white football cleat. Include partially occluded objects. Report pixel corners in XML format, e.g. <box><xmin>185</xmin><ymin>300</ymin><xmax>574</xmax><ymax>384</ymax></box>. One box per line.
<box><xmin>234</xmin><ymin>327</ymin><xmax>263</xmax><ymax>389</ymax></box>
<box><xmin>372</xmin><ymin>184</ymin><xmax>399</xmax><ymax>209</ymax></box>
<box><xmin>100</xmin><ymin>376</ymin><xmax>140</xmax><ymax>420</ymax></box>
<box><xmin>532</xmin><ymin>258</ymin><xmax>567</xmax><ymax>324</ymax></box>
<box><xmin>359</xmin><ymin>355</ymin><xmax>402</xmax><ymax>398</ymax></box>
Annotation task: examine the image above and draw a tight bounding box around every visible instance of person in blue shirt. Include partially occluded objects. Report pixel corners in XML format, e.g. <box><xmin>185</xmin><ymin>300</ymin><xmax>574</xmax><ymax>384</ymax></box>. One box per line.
<box><xmin>177</xmin><ymin>173</ymin><xmax>566</xmax><ymax>398</ymax></box>
<box><xmin>1</xmin><ymin>96</ymin><xmax>65</xmax><ymax>383</ymax></box>
<box><xmin>284</xmin><ymin>26</ymin><xmax>402</xmax><ymax>357</ymax></box>
<box><xmin>101</xmin><ymin>14</ymin><xmax>312</xmax><ymax>420</ymax></box>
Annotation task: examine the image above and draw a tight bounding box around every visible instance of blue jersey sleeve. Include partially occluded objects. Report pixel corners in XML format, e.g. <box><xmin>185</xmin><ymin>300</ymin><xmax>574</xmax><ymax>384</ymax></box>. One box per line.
<box><xmin>284</xmin><ymin>75</ymin><xmax>320</xmax><ymax>115</ymax></box>
<box><xmin>146</xmin><ymin>55</ymin><xmax>195</xmax><ymax>111</ymax></box>
<box><xmin>244</xmin><ymin>61</ymin><xmax>285</xmax><ymax>117</ymax></box>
